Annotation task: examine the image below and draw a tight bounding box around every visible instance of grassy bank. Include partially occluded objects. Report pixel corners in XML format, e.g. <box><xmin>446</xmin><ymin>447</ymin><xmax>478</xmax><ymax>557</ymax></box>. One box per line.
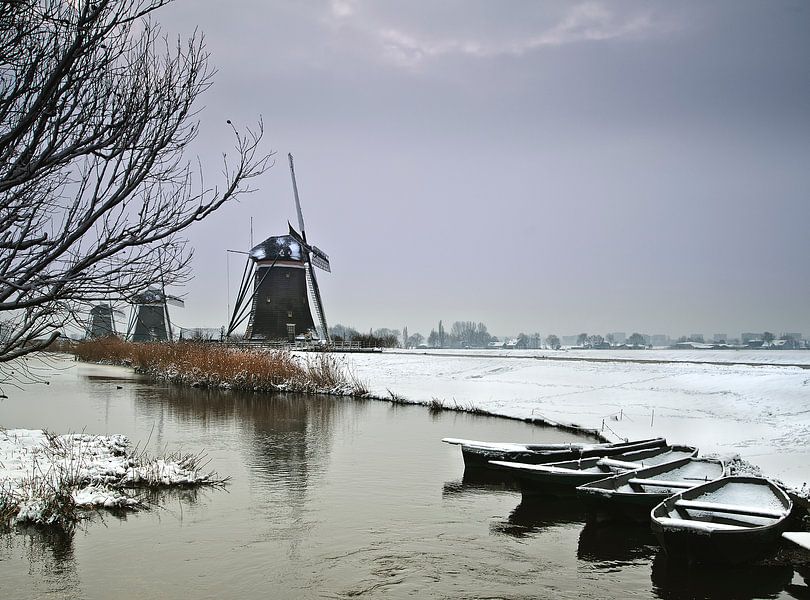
<box><xmin>73</xmin><ymin>338</ymin><xmax>368</xmax><ymax>395</ymax></box>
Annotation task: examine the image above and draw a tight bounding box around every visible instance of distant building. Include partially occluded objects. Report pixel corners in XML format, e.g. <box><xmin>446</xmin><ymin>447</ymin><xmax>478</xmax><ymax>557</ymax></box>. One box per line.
<box><xmin>713</xmin><ymin>333</ymin><xmax>728</xmax><ymax>343</ymax></box>
<box><xmin>783</xmin><ymin>332</ymin><xmax>803</xmax><ymax>341</ymax></box>
<box><xmin>610</xmin><ymin>332</ymin><xmax>626</xmax><ymax>344</ymax></box>
<box><xmin>650</xmin><ymin>334</ymin><xmax>669</xmax><ymax>347</ymax></box>
<box><xmin>741</xmin><ymin>332</ymin><xmax>762</xmax><ymax>343</ymax></box>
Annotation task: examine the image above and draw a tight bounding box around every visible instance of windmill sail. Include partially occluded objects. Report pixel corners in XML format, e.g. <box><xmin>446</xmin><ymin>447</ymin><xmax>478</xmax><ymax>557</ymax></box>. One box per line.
<box><xmin>288</xmin><ymin>155</ymin><xmax>330</xmax><ymax>343</ymax></box>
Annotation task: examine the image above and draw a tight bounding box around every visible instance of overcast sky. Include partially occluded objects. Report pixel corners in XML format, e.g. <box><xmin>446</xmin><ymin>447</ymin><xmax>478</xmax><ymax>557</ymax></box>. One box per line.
<box><xmin>155</xmin><ymin>1</ymin><xmax>809</xmax><ymax>339</ymax></box>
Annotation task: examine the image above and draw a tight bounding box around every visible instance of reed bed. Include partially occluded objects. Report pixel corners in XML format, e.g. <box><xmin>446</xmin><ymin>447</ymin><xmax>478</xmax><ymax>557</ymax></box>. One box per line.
<box><xmin>1</xmin><ymin>428</ymin><xmax>226</xmax><ymax>530</ymax></box>
<box><xmin>73</xmin><ymin>338</ymin><xmax>367</xmax><ymax>396</ymax></box>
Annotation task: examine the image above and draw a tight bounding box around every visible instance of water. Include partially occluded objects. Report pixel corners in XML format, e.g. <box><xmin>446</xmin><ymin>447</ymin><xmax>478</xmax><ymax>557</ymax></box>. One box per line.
<box><xmin>0</xmin><ymin>356</ymin><xmax>807</xmax><ymax>599</ymax></box>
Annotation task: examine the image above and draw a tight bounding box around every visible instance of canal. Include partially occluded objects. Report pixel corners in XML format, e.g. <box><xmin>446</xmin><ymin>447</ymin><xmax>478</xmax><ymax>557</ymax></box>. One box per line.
<box><xmin>0</xmin><ymin>356</ymin><xmax>805</xmax><ymax>599</ymax></box>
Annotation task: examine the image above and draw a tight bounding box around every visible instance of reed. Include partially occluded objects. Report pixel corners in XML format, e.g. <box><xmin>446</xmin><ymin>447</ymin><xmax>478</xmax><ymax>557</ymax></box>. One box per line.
<box><xmin>73</xmin><ymin>339</ymin><xmax>357</xmax><ymax>394</ymax></box>
<box><xmin>427</xmin><ymin>397</ymin><xmax>445</xmax><ymax>413</ymax></box>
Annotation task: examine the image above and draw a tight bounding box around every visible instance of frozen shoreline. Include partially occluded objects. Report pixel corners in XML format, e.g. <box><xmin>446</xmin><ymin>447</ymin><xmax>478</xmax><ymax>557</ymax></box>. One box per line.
<box><xmin>334</xmin><ymin>349</ymin><xmax>810</xmax><ymax>491</ymax></box>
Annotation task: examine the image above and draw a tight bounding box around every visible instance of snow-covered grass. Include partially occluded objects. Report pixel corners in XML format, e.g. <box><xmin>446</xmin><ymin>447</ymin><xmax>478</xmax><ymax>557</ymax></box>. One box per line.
<box><xmin>335</xmin><ymin>350</ymin><xmax>810</xmax><ymax>492</ymax></box>
<box><xmin>0</xmin><ymin>428</ymin><xmax>226</xmax><ymax>529</ymax></box>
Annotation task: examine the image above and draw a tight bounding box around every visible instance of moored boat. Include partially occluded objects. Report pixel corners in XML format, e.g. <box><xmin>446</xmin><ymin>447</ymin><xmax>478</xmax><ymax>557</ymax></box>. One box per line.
<box><xmin>650</xmin><ymin>476</ymin><xmax>792</xmax><ymax>564</ymax></box>
<box><xmin>442</xmin><ymin>436</ymin><xmax>667</xmax><ymax>469</ymax></box>
<box><xmin>576</xmin><ymin>457</ymin><xmax>726</xmax><ymax>521</ymax></box>
<box><xmin>490</xmin><ymin>445</ymin><xmax>698</xmax><ymax>495</ymax></box>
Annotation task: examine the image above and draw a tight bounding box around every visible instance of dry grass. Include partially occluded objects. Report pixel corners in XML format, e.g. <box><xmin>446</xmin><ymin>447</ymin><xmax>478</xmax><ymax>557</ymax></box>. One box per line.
<box><xmin>427</xmin><ymin>397</ymin><xmax>445</xmax><ymax>414</ymax></box>
<box><xmin>73</xmin><ymin>338</ymin><xmax>358</xmax><ymax>395</ymax></box>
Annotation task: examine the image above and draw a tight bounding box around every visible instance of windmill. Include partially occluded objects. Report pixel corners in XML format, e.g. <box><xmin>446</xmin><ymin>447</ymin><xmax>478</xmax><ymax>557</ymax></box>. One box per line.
<box><xmin>127</xmin><ymin>288</ymin><xmax>184</xmax><ymax>342</ymax></box>
<box><xmin>85</xmin><ymin>303</ymin><xmax>124</xmax><ymax>339</ymax></box>
<box><xmin>227</xmin><ymin>154</ymin><xmax>331</xmax><ymax>343</ymax></box>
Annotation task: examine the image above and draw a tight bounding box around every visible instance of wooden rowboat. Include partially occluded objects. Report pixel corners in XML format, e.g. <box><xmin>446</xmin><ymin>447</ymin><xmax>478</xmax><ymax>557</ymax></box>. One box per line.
<box><xmin>490</xmin><ymin>444</ymin><xmax>698</xmax><ymax>495</ymax></box>
<box><xmin>650</xmin><ymin>476</ymin><xmax>792</xmax><ymax>564</ymax></box>
<box><xmin>441</xmin><ymin>436</ymin><xmax>667</xmax><ymax>469</ymax></box>
<box><xmin>576</xmin><ymin>456</ymin><xmax>726</xmax><ymax>521</ymax></box>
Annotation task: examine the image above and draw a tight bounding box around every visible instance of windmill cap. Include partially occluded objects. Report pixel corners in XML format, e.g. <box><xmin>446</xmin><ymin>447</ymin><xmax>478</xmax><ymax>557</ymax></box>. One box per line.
<box><xmin>249</xmin><ymin>235</ymin><xmax>305</xmax><ymax>262</ymax></box>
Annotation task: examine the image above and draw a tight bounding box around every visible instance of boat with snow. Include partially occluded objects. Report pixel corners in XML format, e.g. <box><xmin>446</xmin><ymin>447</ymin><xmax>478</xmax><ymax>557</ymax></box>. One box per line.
<box><xmin>441</xmin><ymin>436</ymin><xmax>667</xmax><ymax>469</ymax></box>
<box><xmin>650</xmin><ymin>476</ymin><xmax>792</xmax><ymax>564</ymax></box>
<box><xmin>490</xmin><ymin>444</ymin><xmax>698</xmax><ymax>496</ymax></box>
<box><xmin>576</xmin><ymin>456</ymin><xmax>726</xmax><ymax>521</ymax></box>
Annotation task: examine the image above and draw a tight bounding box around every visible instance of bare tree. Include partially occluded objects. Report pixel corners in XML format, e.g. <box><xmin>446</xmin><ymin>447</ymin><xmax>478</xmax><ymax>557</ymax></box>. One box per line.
<box><xmin>0</xmin><ymin>0</ymin><xmax>269</xmax><ymax>373</ymax></box>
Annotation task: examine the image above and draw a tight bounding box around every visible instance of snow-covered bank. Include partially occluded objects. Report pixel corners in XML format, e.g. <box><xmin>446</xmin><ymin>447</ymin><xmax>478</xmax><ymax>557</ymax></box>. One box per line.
<box><xmin>1</xmin><ymin>428</ymin><xmax>222</xmax><ymax>527</ymax></box>
<box><xmin>337</xmin><ymin>351</ymin><xmax>810</xmax><ymax>490</ymax></box>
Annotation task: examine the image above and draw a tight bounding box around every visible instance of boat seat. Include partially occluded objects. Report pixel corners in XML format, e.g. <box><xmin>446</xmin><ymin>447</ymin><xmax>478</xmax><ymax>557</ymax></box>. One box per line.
<box><xmin>627</xmin><ymin>478</ymin><xmax>693</xmax><ymax>489</ymax></box>
<box><xmin>656</xmin><ymin>517</ymin><xmax>748</xmax><ymax>532</ymax></box>
<box><xmin>596</xmin><ymin>458</ymin><xmax>641</xmax><ymax>470</ymax></box>
<box><xmin>674</xmin><ymin>499</ymin><xmax>787</xmax><ymax>519</ymax></box>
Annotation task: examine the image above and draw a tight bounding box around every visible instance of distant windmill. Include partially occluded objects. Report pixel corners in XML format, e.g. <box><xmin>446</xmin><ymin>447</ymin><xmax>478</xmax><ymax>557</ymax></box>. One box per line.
<box><xmin>227</xmin><ymin>154</ymin><xmax>331</xmax><ymax>342</ymax></box>
<box><xmin>127</xmin><ymin>288</ymin><xmax>184</xmax><ymax>342</ymax></box>
<box><xmin>85</xmin><ymin>304</ymin><xmax>124</xmax><ymax>339</ymax></box>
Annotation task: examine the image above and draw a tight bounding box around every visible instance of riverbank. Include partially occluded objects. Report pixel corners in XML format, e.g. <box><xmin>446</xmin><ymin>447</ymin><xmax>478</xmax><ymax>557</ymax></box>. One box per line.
<box><xmin>335</xmin><ymin>349</ymin><xmax>810</xmax><ymax>491</ymax></box>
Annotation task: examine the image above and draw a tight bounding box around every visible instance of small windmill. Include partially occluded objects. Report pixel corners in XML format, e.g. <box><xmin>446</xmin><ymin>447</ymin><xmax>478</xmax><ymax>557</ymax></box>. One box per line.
<box><xmin>85</xmin><ymin>303</ymin><xmax>124</xmax><ymax>339</ymax></box>
<box><xmin>127</xmin><ymin>288</ymin><xmax>184</xmax><ymax>342</ymax></box>
<box><xmin>227</xmin><ymin>154</ymin><xmax>331</xmax><ymax>342</ymax></box>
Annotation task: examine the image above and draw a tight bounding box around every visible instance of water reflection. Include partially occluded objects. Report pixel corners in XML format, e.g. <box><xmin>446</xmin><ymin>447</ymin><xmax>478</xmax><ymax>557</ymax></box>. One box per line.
<box><xmin>441</xmin><ymin>467</ymin><xmax>519</xmax><ymax>498</ymax></box>
<box><xmin>490</xmin><ymin>495</ymin><xmax>586</xmax><ymax>538</ymax></box>
<box><xmin>2</xmin><ymin>526</ymin><xmax>83</xmax><ymax>598</ymax></box>
<box><xmin>131</xmin><ymin>384</ymin><xmax>340</xmax><ymax>488</ymax></box>
<box><xmin>650</xmin><ymin>552</ymin><xmax>796</xmax><ymax>600</ymax></box>
<box><xmin>577</xmin><ymin>521</ymin><xmax>658</xmax><ymax>564</ymax></box>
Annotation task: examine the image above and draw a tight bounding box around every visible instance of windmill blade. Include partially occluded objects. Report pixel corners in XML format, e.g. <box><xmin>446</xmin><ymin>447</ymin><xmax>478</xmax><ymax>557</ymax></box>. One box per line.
<box><xmin>289</xmin><ymin>222</ymin><xmax>330</xmax><ymax>271</ymax></box>
<box><xmin>288</xmin><ymin>154</ymin><xmax>306</xmax><ymax>236</ymax></box>
<box><xmin>306</xmin><ymin>261</ymin><xmax>329</xmax><ymax>342</ymax></box>
<box><xmin>310</xmin><ymin>246</ymin><xmax>330</xmax><ymax>272</ymax></box>
<box><xmin>165</xmin><ymin>296</ymin><xmax>185</xmax><ymax>308</ymax></box>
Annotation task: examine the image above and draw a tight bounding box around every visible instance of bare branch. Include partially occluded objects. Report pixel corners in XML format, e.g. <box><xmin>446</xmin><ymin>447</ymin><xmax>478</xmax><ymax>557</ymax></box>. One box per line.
<box><xmin>0</xmin><ymin>0</ymin><xmax>271</xmax><ymax>371</ymax></box>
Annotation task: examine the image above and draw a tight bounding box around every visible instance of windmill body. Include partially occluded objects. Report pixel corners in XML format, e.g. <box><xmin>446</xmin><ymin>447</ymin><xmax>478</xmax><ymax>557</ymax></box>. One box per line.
<box><xmin>244</xmin><ymin>235</ymin><xmax>317</xmax><ymax>341</ymax></box>
<box><xmin>86</xmin><ymin>304</ymin><xmax>121</xmax><ymax>338</ymax></box>
<box><xmin>128</xmin><ymin>288</ymin><xmax>184</xmax><ymax>342</ymax></box>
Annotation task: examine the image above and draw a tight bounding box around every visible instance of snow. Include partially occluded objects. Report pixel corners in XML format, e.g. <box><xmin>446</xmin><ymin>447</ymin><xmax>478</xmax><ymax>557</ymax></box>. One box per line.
<box><xmin>783</xmin><ymin>532</ymin><xmax>810</xmax><ymax>550</ymax></box>
<box><xmin>333</xmin><ymin>349</ymin><xmax>810</xmax><ymax>490</ymax></box>
<box><xmin>0</xmin><ymin>428</ymin><xmax>214</xmax><ymax>526</ymax></box>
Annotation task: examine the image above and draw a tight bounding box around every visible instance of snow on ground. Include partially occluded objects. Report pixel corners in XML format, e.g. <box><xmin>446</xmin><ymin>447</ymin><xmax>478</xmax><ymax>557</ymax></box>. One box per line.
<box><xmin>0</xmin><ymin>428</ymin><xmax>215</xmax><ymax>526</ymax></box>
<box><xmin>336</xmin><ymin>350</ymin><xmax>810</xmax><ymax>491</ymax></box>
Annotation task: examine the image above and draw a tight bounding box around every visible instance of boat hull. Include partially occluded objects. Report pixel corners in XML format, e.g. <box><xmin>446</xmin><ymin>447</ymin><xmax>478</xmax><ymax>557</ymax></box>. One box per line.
<box><xmin>495</xmin><ymin>445</ymin><xmax>698</xmax><ymax>497</ymax></box>
<box><xmin>650</xmin><ymin>476</ymin><xmax>792</xmax><ymax>565</ymax></box>
<box><xmin>458</xmin><ymin>437</ymin><xmax>667</xmax><ymax>469</ymax></box>
<box><xmin>577</xmin><ymin>457</ymin><xmax>725</xmax><ymax>522</ymax></box>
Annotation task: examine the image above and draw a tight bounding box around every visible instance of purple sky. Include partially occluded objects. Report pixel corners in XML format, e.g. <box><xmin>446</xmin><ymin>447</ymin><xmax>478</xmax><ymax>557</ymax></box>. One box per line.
<box><xmin>156</xmin><ymin>1</ymin><xmax>809</xmax><ymax>339</ymax></box>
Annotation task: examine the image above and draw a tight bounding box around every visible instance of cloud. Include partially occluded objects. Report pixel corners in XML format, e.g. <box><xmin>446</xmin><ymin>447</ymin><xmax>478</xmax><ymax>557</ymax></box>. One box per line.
<box><xmin>326</xmin><ymin>2</ymin><xmax>661</xmax><ymax>69</ymax></box>
<box><xmin>330</xmin><ymin>0</ymin><xmax>357</xmax><ymax>19</ymax></box>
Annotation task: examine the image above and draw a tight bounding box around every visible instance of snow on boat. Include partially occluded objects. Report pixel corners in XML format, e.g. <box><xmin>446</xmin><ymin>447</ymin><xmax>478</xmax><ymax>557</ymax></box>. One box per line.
<box><xmin>576</xmin><ymin>456</ymin><xmax>726</xmax><ymax>521</ymax></box>
<box><xmin>489</xmin><ymin>445</ymin><xmax>698</xmax><ymax>495</ymax></box>
<box><xmin>441</xmin><ymin>436</ymin><xmax>667</xmax><ymax>469</ymax></box>
<box><xmin>650</xmin><ymin>476</ymin><xmax>792</xmax><ymax>564</ymax></box>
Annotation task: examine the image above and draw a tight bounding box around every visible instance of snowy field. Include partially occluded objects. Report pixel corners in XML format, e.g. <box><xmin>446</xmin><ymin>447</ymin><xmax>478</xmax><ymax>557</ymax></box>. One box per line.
<box><xmin>336</xmin><ymin>349</ymin><xmax>810</xmax><ymax>490</ymax></box>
